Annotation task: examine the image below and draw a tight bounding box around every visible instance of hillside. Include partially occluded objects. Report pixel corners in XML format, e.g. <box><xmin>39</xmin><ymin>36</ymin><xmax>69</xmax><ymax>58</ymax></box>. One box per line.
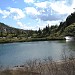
<box><xmin>57</xmin><ymin>12</ymin><xmax>75</xmax><ymax>37</ymax></box>
<box><xmin>35</xmin><ymin>12</ymin><xmax>75</xmax><ymax>39</ymax></box>
<box><xmin>0</xmin><ymin>22</ymin><xmax>27</xmax><ymax>37</ymax></box>
<box><xmin>0</xmin><ymin>12</ymin><xmax>75</xmax><ymax>42</ymax></box>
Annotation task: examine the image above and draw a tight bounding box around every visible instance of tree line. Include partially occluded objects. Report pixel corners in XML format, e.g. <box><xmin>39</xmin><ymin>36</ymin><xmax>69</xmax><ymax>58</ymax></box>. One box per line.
<box><xmin>0</xmin><ymin>12</ymin><xmax>75</xmax><ymax>39</ymax></box>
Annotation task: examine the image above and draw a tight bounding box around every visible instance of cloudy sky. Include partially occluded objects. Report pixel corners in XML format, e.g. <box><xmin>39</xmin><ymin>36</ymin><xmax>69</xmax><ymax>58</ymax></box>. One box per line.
<box><xmin>0</xmin><ymin>0</ymin><xmax>75</xmax><ymax>30</ymax></box>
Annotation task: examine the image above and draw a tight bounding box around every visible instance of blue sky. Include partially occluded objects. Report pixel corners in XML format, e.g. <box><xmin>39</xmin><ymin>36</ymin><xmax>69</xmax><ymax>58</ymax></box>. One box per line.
<box><xmin>0</xmin><ymin>0</ymin><xmax>75</xmax><ymax>30</ymax></box>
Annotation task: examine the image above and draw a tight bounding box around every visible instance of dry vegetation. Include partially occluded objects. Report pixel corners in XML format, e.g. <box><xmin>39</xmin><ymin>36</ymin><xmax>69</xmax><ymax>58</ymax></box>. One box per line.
<box><xmin>0</xmin><ymin>54</ymin><xmax>75</xmax><ymax>75</ymax></box>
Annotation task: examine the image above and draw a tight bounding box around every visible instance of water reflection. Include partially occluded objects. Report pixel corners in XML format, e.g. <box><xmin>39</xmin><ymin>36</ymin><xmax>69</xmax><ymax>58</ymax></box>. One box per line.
<box><xmin>66</xmin><ymin>40</ymin><xmax>75</xmax><ymax>51</ymax></box>
<box><xmin>0</xmin><ymin>41</ymin><xmax>75</xmax><ymax>67</ymax></box>
<box><xmin>63</xmin><ymin>40</ymin><xmax>75</xmax><ymax>59</ymax></box>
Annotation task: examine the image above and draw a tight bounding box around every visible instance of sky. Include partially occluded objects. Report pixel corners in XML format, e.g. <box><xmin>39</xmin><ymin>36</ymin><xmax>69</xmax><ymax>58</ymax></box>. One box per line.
<box><xmin>0</xmin><ymin>0</ymin><xmax>75</xmax><ymax>30</ymax></box>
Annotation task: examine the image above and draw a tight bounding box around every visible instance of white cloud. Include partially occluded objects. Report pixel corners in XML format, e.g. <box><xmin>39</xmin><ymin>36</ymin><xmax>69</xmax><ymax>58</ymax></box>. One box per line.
<box><xmin>17</xmin><ymin>21</ymin><xmax>37</xmax><ymax>30</ymax></box>
<box><xmin>25</xmin><ymin>7</ymin><xmax>40</xmax><ymax>15</ymax></box>
<box><xmin>17</xmin><ymin>21</ymin><xmax>25</xmax><ymax>28</ymax></box>
<box><xmin>17</xmin><ymin>20</ymin><xmax>47</xmax><ymax>30</ymax></box>
<box><xmin>24</xmin><ymin>0</ymin><xmax>34</xmax><ymax>3</ymax></box>
<box><xmin>35</xmin><ymin>19</ymin><xmax>49</xmax><ymax>29</ymax></box>
<box><xmin>46</xmin><ymin>20</ymin><xmax>61</xmax><ymax>26</ymax></box>
<box><xmin>28</xmin><ymin>0</ymin><xmax>75</xmax><ymax>22</ymax></box>
<box><xmin>34</xmin><ymin>1</ymin><xmax>49</xmax><ymax>8</ymax></box>
<box><xmin>50</xmin><ymin>0</ymin><xmax>75</xmax><ymax>15</ymax></box>
<box><xmin>17</xmin><ymin>0</ymin><xmax>75</xmax><ymax>30</ymax></box>
<box><xmin>1</xmin><ymin>0</ymin><xmax>75</xmax><ymax>30</ymax></box>
<box><xmin>0</xmin><ymin>9</ymin><xmax>10</xmax><ymax>18</ymax></box>
<box><xmin>8</xmin><ymin>7</ymin><xmax>25</xmax><ymax>20</ymax></box>
<box><xmin>0</xmin><ymin>7</ymin><xmax>25</xmax><ymax>20</ymax></box>
<box><xmin>35</xmin><ymin>19</ymin><xmax>61</xmax><ymax>29</ymax></box>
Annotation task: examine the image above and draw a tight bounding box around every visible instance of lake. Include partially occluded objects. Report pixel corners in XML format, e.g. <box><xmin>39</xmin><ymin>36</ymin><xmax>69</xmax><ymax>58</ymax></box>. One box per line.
<box><xmin>0</xmin><ymin>40</ymin><xmax>75</xmax><ymax>67</ymax></box>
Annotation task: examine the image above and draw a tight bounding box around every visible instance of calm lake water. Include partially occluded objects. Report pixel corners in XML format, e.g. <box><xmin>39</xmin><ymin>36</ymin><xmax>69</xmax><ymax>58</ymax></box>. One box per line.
<box><xmin>0</xmin><ymin>40</ymin><xmax>75</xmax><ymax>67</ymax></box>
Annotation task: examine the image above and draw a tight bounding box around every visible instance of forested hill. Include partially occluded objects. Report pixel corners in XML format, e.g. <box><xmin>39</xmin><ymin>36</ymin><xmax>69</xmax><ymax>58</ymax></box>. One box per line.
<box><xmin>0</xmin><ymin>12</ymin><xmax>75</xmax><ymax>39</ymax></box>
<box><xmin>0</xmin><ymin>22</ymin><xmax>27</xmax><ymax>37</ymax></box>
<box><xmin>57</xmin><ymin>12</ymin><xmax>75</xmax><ymax>37</ymax></box>
<box><xmin>36</xmin><ymin>12</ymin><xmax>75</xmax><ymax>39</ymax></box>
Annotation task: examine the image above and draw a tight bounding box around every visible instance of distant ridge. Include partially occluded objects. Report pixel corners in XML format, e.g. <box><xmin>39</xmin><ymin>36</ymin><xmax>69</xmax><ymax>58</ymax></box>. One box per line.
<box><xmin>0</xmin><ymin>22</ymin><xmax>26</xmax><ymax>35</ymax></box>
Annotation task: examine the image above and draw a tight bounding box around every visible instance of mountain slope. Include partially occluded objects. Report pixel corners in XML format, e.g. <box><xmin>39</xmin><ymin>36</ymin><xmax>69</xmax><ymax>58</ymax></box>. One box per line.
<box><xmin>0</xmin><ymin>22</ymin><xmax>27</xmax><ymax>37</ymax></box>
<box><xmin>57</xmin><ymin>12</ymin><xmax>75</xmax><ymax>36</ymax></box>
